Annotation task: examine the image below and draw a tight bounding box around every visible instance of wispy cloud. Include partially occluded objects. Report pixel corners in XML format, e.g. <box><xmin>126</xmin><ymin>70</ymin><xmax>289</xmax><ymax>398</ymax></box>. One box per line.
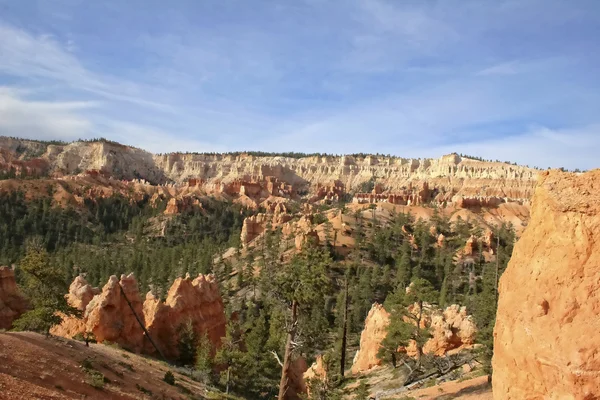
<box><xmin>0</xmin><ymin>87</ymin><xmax>95</xmax><ymax>140</ymax></box>
<box><xmin>0</xmin><ymin>23</ymin><xmax>173</xmax><ymax>111</ymax></box>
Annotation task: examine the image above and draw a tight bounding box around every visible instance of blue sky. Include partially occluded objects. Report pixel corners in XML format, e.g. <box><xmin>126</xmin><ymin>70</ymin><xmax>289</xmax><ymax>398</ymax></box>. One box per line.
<box><xmin>0</xmin><ymin>0</ymin><xmax>599</xmax><ymax>170</ymax></box>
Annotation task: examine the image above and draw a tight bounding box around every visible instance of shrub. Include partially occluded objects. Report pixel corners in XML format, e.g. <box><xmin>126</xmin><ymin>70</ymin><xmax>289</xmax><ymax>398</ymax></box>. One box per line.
<box><xmin>163</xmin><ymin>370</ymin><xmax>175</xmax><ymax>385</ymax></box>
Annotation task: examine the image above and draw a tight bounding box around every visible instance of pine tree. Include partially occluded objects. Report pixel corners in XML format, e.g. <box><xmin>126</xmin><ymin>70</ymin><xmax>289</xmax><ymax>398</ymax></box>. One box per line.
<box><xmin>12</xmin><ymin>247</ymin><xmax>77</xmax><ymax>334</ymax></box>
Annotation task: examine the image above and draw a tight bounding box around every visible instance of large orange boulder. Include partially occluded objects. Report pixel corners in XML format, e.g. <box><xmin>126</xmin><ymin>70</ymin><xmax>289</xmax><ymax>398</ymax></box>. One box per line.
<box><xmin>493</xmin><ymin>170</ymin><xmax>600</xmax><ymax>399</ymax></box>
<box><xmin>143</xmin><ymin>274</ymin><xmax>226</xmax><ymax>359</ymax></box>
<box><xmin>0</xmin><ymin>266</ymin><xmax>28</xmax><ymax>329</ymax></box>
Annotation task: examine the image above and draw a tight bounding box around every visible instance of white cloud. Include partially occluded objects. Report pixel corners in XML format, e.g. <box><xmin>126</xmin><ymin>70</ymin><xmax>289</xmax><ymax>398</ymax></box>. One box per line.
<box><xmin>421</xmin><ymin>125</ymin><xmax>600</xmax><ymax>171</ymax></box>
<box><xmin>0</xmin><ymin>88</ymin><xmax>95</xmax><ymax>140</ymax></box>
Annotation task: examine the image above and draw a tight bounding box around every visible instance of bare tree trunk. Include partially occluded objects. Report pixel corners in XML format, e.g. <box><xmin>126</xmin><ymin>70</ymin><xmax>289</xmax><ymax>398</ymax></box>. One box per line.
<box><xmin>278</xmin><ymin>300</ymin><xmax>298</xmax><ymax>400</ymax></box>
<box><xmin>340</xmin><ymin>278</ymin><xmax>349</xmax><ymax>378</ymax></box>
<box><xmin>415</xmin><ymin>301</ymin><xmax>424</xmax><ymax>368</ymax></box>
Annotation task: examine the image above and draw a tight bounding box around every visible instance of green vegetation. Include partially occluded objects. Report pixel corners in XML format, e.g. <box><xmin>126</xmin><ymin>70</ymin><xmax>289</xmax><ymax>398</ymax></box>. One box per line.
<box><xmin>1</xmin><ymin>177</ymin><xmax>515</xmax><ymax>398</ymax></box>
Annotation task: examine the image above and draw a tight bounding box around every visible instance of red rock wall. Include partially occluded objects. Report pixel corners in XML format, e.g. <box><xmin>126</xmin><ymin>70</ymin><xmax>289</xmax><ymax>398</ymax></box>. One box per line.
<box><xmin>493</xmin><ymin>170</ymin><xmax>600</xmax><ymax>399</ymax></box>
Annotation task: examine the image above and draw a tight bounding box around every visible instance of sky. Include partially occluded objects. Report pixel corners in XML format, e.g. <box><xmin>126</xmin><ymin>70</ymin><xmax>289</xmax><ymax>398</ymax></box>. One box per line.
<box><xmin>0</xmin><ymin>0</ymin><xmax>599</xmax><ymax>170</ymax></box>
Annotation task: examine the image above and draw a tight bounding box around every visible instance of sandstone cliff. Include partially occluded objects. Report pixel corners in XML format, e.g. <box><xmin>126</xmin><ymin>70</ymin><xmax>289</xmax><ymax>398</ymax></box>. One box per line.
<box><xmin>493</xmin><ymin>169</ymin><xmax>600</xmax><ymax>399</ymax></box>
<box><xmin>0</xmin><ymin>266</ymin><xmax>28</xmax><ymax>329</ymax></box>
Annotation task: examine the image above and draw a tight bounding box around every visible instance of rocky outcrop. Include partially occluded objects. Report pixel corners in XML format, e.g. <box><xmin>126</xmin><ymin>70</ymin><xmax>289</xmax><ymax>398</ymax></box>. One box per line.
<box><xmin>351</xmin><ymin>302</ymin><xmax>477</xmax><ymax>374</ymax></box>
<box><xmin>493</xmin><ymin>170</ymin><xmax>600</xmax><ymax>399</ymax></box>
<box><xmin>240</xmin><ymin>212</ymin><xmax>293</xmax><ymax>246</ymax></box>
<box><xmin>0</xmin><ymin>266</ymin><xmax>28</xmax><ymax>329</ymax></box>
<box><xmin>143</xmin><ymin>274</ymin><xmax>226</xmax><ymax>359</ymax></box>
<box><xmin>303</xmin><ymin>354</ymin><xmax>327</xmax><ymax>384</ymax></box>
<box><xmin>164</xmin><ymin>196</ymin><xmax>202</xmax><ymax>215</ymax></box>
<box><xmin>422</xmin><ymin>304</ymin><xmax>477</xmax><ymax>356</ymax></box>
<box><xmin>66</xmin><ymin>276</ymin><xmax>99</xmax><ymax>311</ymax></box>
<box><xmin>351</xmin><ymin>303</ymin><xmax>391</xmax><ymax>374</ymax></box>
<box><xmin>463</xmin><ymin>235</ymin><xmax>477</xmax><ymax>256</ymax></box>
<box><xmin>52</xmin><ymin>274</ymin><xmax>146</xmax><ymax>352</ymax></box>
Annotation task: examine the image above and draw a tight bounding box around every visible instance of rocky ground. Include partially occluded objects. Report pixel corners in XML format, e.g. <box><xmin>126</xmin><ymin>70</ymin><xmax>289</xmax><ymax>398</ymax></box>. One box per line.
<box><xmin>0</xmin><ymin>332</ymin><xmax>210</xmax><ymax>400</ymax></box>
<box><xmin>394</xmin><ymin>375</ymin><xmax>491</xmax><ymax>399</ymax></box>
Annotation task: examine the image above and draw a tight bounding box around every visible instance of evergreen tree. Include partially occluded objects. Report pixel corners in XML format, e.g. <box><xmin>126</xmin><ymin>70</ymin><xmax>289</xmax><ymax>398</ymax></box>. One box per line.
<box><xmin>12</xmin><ymin>246</ymin><xmax>77</xmax><ymax>334</ymax></box>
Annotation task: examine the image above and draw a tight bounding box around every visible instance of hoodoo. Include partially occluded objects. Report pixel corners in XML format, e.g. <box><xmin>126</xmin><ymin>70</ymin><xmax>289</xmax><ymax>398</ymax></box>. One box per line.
<box><xmin>493</xmin><ymin>169</ymin><xmax>600</xmax><ymax>399</ymax></box>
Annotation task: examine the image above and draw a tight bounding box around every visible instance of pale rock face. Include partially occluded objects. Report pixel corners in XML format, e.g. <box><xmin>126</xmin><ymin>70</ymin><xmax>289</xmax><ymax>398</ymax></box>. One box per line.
<box><xmin>351</xmin><ymin>303</ymin><xmax>391</xmax><ymax>374</ymax></box>
<box><xmin>143</xmin><ymin>274</ymin><xmax>227</xmax><ymax>359</ymax></box>
<box><xmin>493</xmin><ymin>170</ymin><xmax>600</xmax><ymax>399</ymax></box>
<box><xmin>0</xmin><ymin>266</ymin><xmax>28</xmax><ymax>329</ymax></box>
<box><xmin>351</xmin><ymin>303</ymin><xmax>477</xmax><ymax>374</ymax></box>
<box><xmin>1</xmin><ymin>138</ymin><xmax>537</xmax><ymax>203</ymax></box>
<box><xmin>303</xmin><ymin>354</ymin><xmax>327</xmax><ymax>388</ymax></box>
<box><xmin>66</xmin><ymin>275</ymin><xmax>100</xmax><ymax>311</ymax></box>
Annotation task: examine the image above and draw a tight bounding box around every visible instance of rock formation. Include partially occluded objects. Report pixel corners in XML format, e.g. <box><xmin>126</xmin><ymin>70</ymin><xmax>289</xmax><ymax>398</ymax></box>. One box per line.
<box><xmin>422</xmin><ymin>304</ymin><xmax>477</xmax><ymax>356</ymax></box>
<box><xmin>85</xmin><ymin>274</ymin><xmax>146</xmax><ymax>352</ymax></box>
<box><xmin>351</xmin><ymin>302</ymin><xmax>477</xmax><ymax>374</ymax></box>
<box><xmin>463</xmin><ymin>235</ymin><xmax>477</xmax><ymax>256</ymax></box>
<box><xmin>351</xmin><ymin>303</ymin><xmax>391</xmax><ymax>374</ymax></box>
<box><xmin>53</xmin><ymin>273</ymin><xmax>227</xmax><ymax>360</ymax></box>
<box><xmin>143</xmin><ymin>274</ymin><xmax>226</xmax><ymax>359</ymax></box>
<box><xmin>303</xmin><ymin>354</ymin><xmax>327</xmax><ymax>385</ymax></box>
<box><xmin>164</xmin><ymin>196</ymin><xmax>202</xmax><ymax>215</ymax></box>
<box><xmin>493</xmin><ymin>169</ymin><xmax>600</xmax><ymax>399</ymax></box>
<box><xmin>0</xmin><ymin>266</ymin><xmax>28</xmax><ymax>329</ymax></box>
<box><xmin>66</xmin><ymin>275</ymin><xmax>100</xmax><ymax>310</ymax></box>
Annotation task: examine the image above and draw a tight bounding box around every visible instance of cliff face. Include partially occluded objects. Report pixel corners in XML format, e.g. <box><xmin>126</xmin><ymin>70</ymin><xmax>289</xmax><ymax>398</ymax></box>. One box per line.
<box><xmin>0</xmin><ymin>266</ymin><xmax>28</xmax><ymax>329</ymax></box>
<box><xmin>493</xmin><ymin>170</ymin><xmax>600</xmax><ymax>399</ymax></box>
<box><xmin>0</xmin><ymin>138</ymin><xmax>537</xmax><ymax>204</ymax></box>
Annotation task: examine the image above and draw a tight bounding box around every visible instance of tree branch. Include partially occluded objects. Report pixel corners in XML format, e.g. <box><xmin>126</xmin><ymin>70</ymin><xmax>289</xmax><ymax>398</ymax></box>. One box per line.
<box><xmin>270</xmin><ymin>351</ymin><xmax>284</xmax><ymax>367</ymax></box>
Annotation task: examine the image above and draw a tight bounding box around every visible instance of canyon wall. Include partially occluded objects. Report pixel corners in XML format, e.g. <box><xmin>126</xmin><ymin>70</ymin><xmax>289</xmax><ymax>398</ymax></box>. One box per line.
<box><xmin>0</xmin><ymin>138</ymin><xmax>537</xmax><ymax>204</ymax></box>
<box><xmin>493</xmin><ymin>169</ymin><xmax>600</xmax><ymax>399</ymax></box>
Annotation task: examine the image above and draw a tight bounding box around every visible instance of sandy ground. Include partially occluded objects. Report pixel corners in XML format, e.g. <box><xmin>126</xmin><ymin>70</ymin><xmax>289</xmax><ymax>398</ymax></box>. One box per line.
<box><xmin>0</xmin><ymin>332</ymin><xmax>206</xmax><ymax>400</ymax></box>
<box><xmin>397</xmin><ymin>375</ymin><xmax>492</xmax><ymax>399</ymax></box>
